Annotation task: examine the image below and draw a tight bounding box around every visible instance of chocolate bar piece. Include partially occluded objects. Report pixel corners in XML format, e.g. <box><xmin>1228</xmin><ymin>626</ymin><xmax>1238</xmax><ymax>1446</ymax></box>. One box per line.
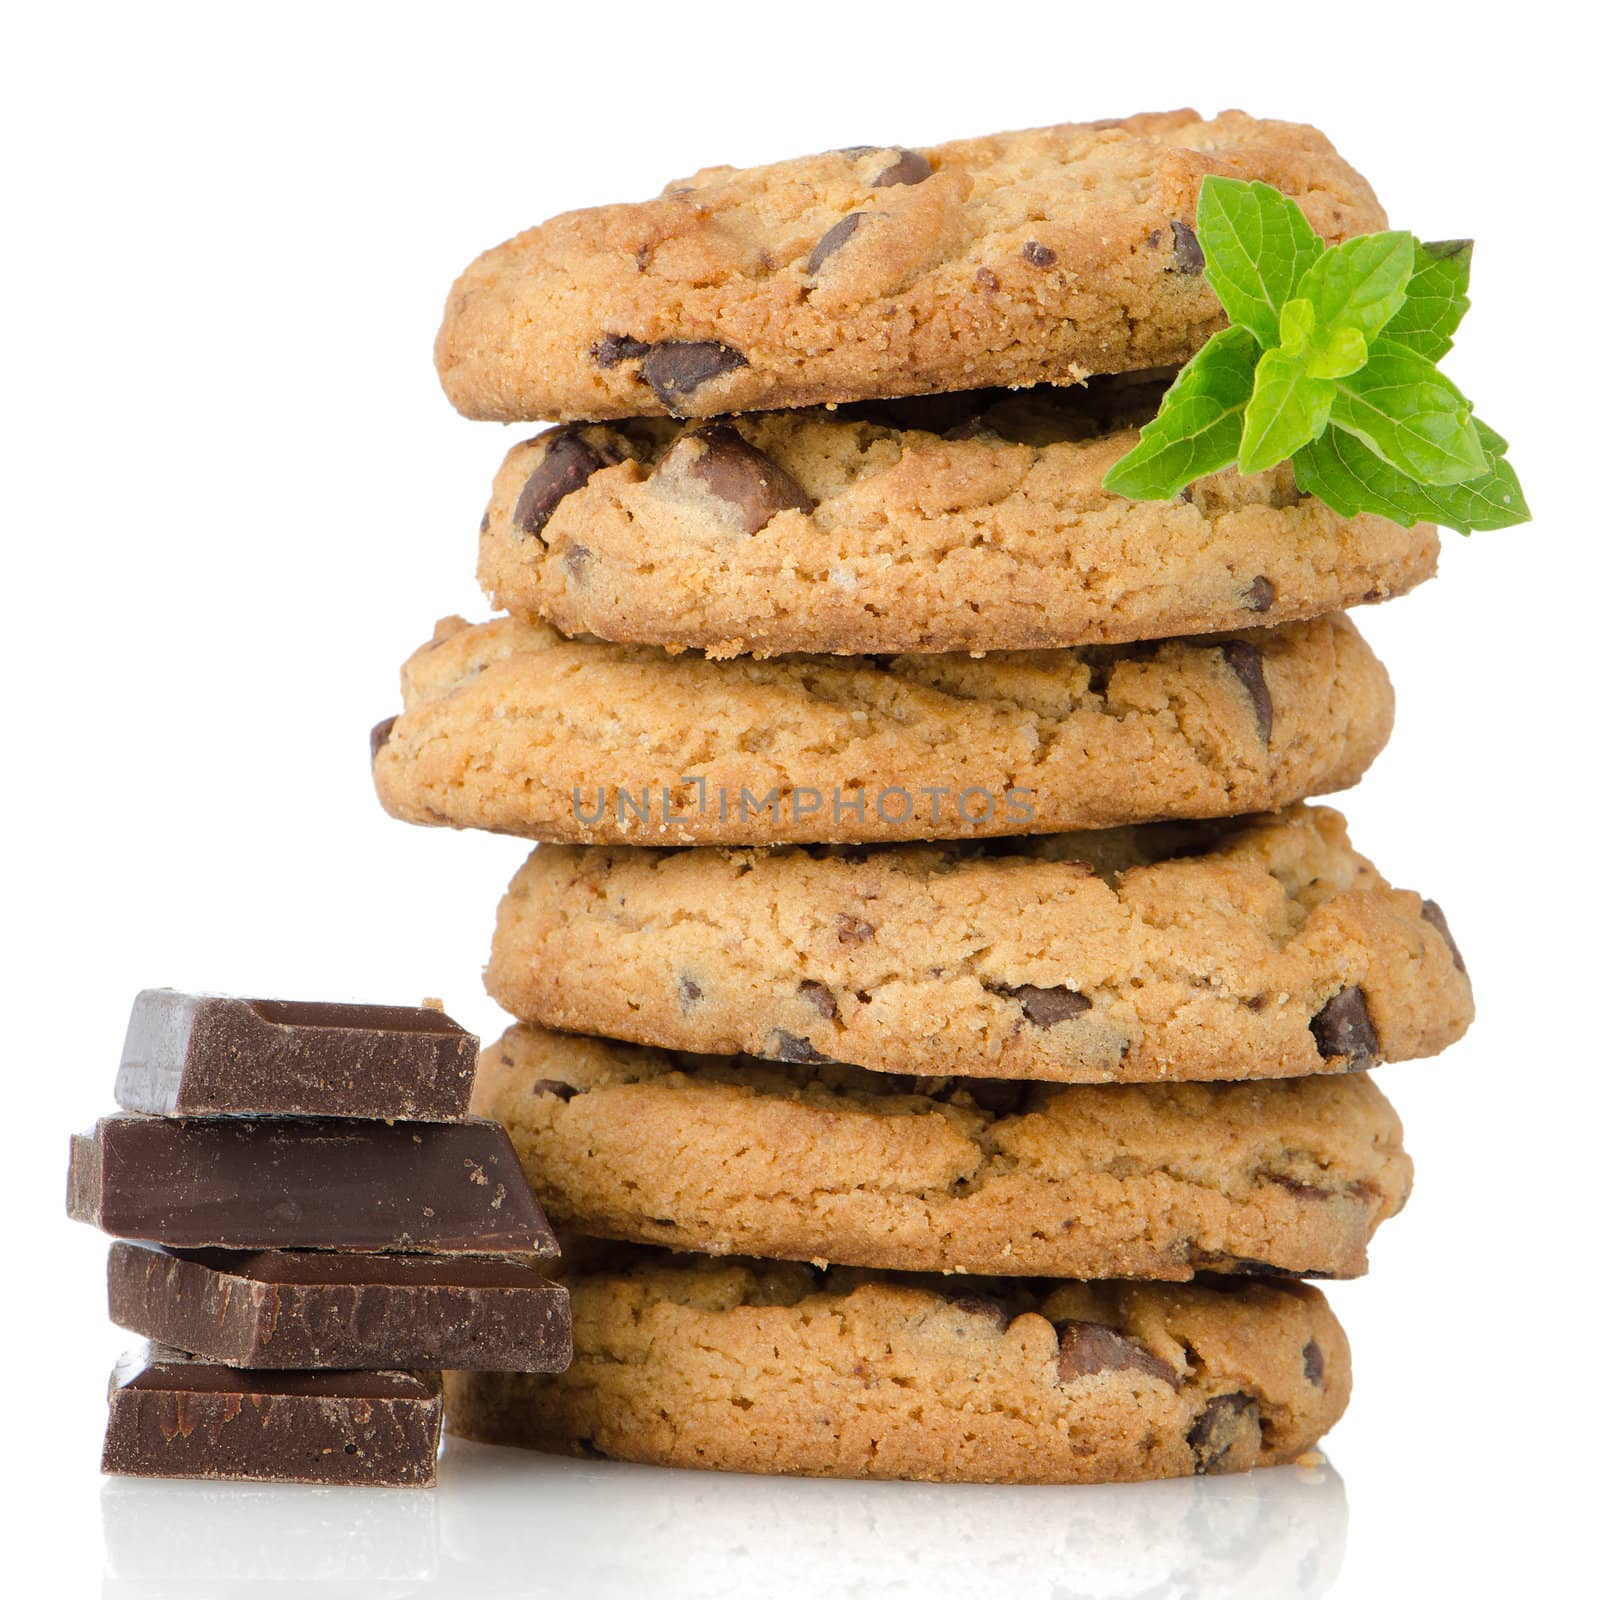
<box><xmin>108</xmin><ymin>1242</ymin><xmax>572</xmax><ymax>1371</ymax></box>
<box><xmin>114</xmin><ymin>990</ymin><xmax>477</xmax><ymax>1120</ymax></box>
<box><xmin>103</xmin><ymin>1345</ymin><xmax>443</xmax><ymax>1487</ymax></box>
<box><xmin>68</xmin><ymin>1115</ymin><xmax>557</xmax><ymax>1255</ymax></box>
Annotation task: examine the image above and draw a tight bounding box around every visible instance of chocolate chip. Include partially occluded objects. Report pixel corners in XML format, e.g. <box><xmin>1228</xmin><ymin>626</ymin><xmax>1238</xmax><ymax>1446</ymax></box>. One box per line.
<box><xmin>950</xmin><ymin>1294</ymin><xmax>1009</xmax><ymax>1328</ymax></box>
<box><xmin>1303</xmin><ymin>1339</ymin><xmax>1325</xmax><ymax>1386</ymax></box>
<box><xmin>872</xmin><ymin>149</ymin><xmax>932</xmax><ymax>187</ymax></box>
<box><xmin>369</xmin><ymin>716</ymin><xmax>398</xmax><ymax>761</ymax></box>
<box><xmin>677</xmin><ymin>425</ymin><xmax>813</xmax><ymax>534</ymax></box>
<box><xmin>956</xmin><ymin>1078</ymin><xmax>1028</xmax><ymax>1117</ymax></box>
<box><xmin>1219</xmin><ymin>640</ymin><xmax>1273</xmax><ymax>741</ymax></box>
<box><xmin>593</xmin><ymin>334</ymin><xmax>650</xmax><ymax>368</ymax></box>
<box><xmin>512</xmin><ymin>429</ymin><xmax>612</xmax><ymax>541</ymax></box>
<box><xmin>1243</xmin><ymin>576</ymin><xmax>1277</xmax><ymax>613</ymax></box>
<box><xmin>807</xmin><ymin>213</ymin><xmax>865</xmax><ymax>274</ymax></box>
<box><xmin>530</xmin><ymin>1079</ymin><xmax>578</xmax><ymax>1101</ymax></box>
<box><xmin>641</xmin><ymin>341</ymin><xmax>748</xmax><ymax>411</ymax></box>
<box><xmin>798</xmin><ymin>980</ymin><xmax>837</xmax><ymax>1020</ymax></box>
<box><xmin>974</xmin><ymin>267</ymin><xmax>999</xmax><ymax>291</ymax></box>
<box><xmin>561</xmin><ymin>545</ymin><xmax>591</xmax><ymax>580</ymax></box>
<box><xmin>1056</xmin><ymin>1321</ymin><xmax>1180</xmax><ymax>1389</ymax></box>
<box><xmin>1310</xmin><ymin>986</ymin><xmax>1381</xmax><ymax>1066</ymax></box>
<box><xmin>837</xmin><ymin>914</ymin><xmax>876</xmax><ymax>944</ymax></box>
<box><xmin>769</xmin><ymin>1030</ymin><xmax>836</xmax><ymax>1065</ymax></box>
<box><xmin>993</xmin><ymin>984</ymin><xmax>1091</xmax><ymax>1029</ymax></box>
<box><xmin>678</xmin><ymin>977</ymin><xmax>703</xmax><ymax>1010</ymax></box>
<box><xmin>1264</xmin><ymin>1173</ymin><xmax>1334</xmax><ymax>1200</ymax></box>
<box><xmin>1187</xmin><ymin>1392</ymin><xmax>1259</xmax><ymax>1473</ymax></box>
<box><xmin>1420</xmin><ymin>899</ymin><xmax>1467</xmax><ymax>972</ymax></box>
<box><xmin>479</xmin><ymin>510</ymin><xmax>491</xmax><ymax>535</ymax></box>
<box><xmin>1212</xmin><ymin>1258</ymin><xmax>1304</xmax><ymax>1279</ymax></box>
<box><xmin>1021</xmin><ymin>240</ymin><xmax>1057</xmax><ymax>268</ymax></box>
<box><xmin>1171</xmin><ymin>221</ymin><xmax>1206</xmax><ymax>274</ymax></box>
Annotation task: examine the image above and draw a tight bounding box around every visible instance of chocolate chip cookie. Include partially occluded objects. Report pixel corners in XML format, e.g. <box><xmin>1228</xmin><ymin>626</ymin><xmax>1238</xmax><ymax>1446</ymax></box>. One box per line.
<box><xmin>435</xmin><ymin>111</ymin><xmax>1383</xmax><ymax>422</ymax></box>
<box><xmin>445</xmin><ymin>1243</ymin><xmax>1349</xmax><ymax>1482</ymax></box>
<box><xmin>487</xmin><ymin>805</ymin><xmax>1470</xmax><ymax>1080</ymax></box>
<box><xmin>371</xmin><ymin>613</ymin><xmax>1393</xmax><ymax>846</ymax></box>
<box><xmin>476</xmin><ymin>1023</ymin><xmax>1411</xmax><ymax>1279</ymax></box>
<box><xmin>478</xmin><ymin>383</ymin><xmax>1437</xmax><ymax>657</ymax></box>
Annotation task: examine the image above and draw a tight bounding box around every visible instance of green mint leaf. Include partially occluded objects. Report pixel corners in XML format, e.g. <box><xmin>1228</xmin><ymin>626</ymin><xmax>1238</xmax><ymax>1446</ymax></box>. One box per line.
<box><xmin>1383</xmin><ymin>239</ymin><xmax>1473</xmax><ymax>361</ymax></box>
<box><xmin>1195</xmin><ymin>177</ymin><xmax>1324</xmax><ymax>348</ymax></box>
<box><xmin>1330</xmin><ymin>339</ymin><xmax>1488</xmax><ymax>484</ymax></box>
<box><xmin>1281</xmin><ymin>288</ymin><xmax>1368</xmax><ymax>379</ymax></box>
<box><xmin>1294</xmin><ymin>230</ymin><xmax>1414</xmax><ymax>344</ymax></box>
<box><xmin>1279</xmin><ymin>297</ymin><xmax>1316</xmax><ymax>355</ymax></box>
<box><xmin>1304</xmin><ymin>325</ymin><xmax>1367</xmax><ymax>380</ymax></box>
<box><xmin>1102</xmin><ymin>181</ymin><xmax>1518</xmax><ymax>524</ymax></box>
<box><xmin>1433</xmin><ymin>422</ymin><xmax>1530</xmax><ymax>528</ymax></box>
<box><xmin>1101</xmin><ymin>325</ymin><xmax>1259</xmax><ymax>499</ymax></box>
<box><xmin>1474</xmin><ymin>417</ymin><xmax>1509</xmax><ymax>455</ymax></box>
<box><xmin>1237</xmin><ymin>347</ymin><xmax>1334</xmax><ymax>475</ymax></box>
<box><xmin>1292</xmin><ymin>420</ymin><xmax>1529</xmax><ymax>534</ymax></box>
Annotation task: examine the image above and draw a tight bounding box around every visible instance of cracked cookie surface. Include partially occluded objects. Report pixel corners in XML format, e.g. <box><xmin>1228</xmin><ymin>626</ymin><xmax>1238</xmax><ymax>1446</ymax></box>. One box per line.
<box><xmin>371</xmin><ymin>613</ymin><xmax>1392</xmax><ymax>846</ymax></box>
<box><xmin>479</xmin><ymin>383</ymin><xmax>1436</xmax><ymax>658</ymax></box>
<box><xmin>445</xmin><ymin>1243</ymin><xmax>1349</xmax><ymax>1483</ymax></box>
<box><xmin>488</xmin><ymin>805</ymin><xmax>1470</xmax><ymax>1080</ymax></box>
<box><xmin>475</xmin><ymin>1023</ymin><xmax>1410</xmax><ymax>1279</ymax></box>
<box><xmin>435</xmin><ymin>110</ymin><xmax>1383</xmax><ymax>422</ymax></box>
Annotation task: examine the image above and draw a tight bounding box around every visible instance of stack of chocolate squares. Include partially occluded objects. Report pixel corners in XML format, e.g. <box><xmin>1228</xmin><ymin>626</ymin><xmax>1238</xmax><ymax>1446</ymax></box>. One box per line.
<box><xmin>69</xmin><ymin>992</ymin><xmax>568</xmax><ymax>1487</ymax></box>
<box><xmin>372</xmin><ymin>111</ymin><xmax>1476</xmax><ymax>1482</ymax></box>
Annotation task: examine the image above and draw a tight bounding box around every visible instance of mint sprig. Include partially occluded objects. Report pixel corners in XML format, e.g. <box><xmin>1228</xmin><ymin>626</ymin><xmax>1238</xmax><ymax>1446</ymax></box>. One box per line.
<box><xmin>1102</xmin><ymin>178</ymin><xmax>1528</xmax><ymax>534</ymax></box>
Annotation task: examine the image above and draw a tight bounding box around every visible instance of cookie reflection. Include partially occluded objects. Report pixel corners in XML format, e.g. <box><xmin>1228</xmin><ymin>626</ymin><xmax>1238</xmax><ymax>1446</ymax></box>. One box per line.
<box><xmin>102</xmin><ymin>1438</ymin><xmax>1346</xmax><ymax>1599</ymax></box>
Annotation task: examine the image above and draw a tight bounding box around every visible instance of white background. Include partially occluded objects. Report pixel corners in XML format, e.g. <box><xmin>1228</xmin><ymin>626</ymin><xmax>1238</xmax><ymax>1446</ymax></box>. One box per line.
<box><xmin>4</xmin><ymin>3</ymin><xmax>1593</xmax><ymax>1594</ymax></box>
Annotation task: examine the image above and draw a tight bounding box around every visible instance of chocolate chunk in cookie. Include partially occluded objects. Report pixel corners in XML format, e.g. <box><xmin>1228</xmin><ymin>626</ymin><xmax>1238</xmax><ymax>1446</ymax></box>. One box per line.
<box><xmin>1243</xmin><ymin>576</ymin><xmax>1277</xmax><ymax>613</ymax></box>
<box><xmin>668</xmin><ymin>425</ymin><xmax>813</xmax><ymax>534</ymax></box>
<box><xmin>1420</xmin><ymin>899</ymin><xmax>1466</xmax><ymax>972</ymax></box>
<box><xmin>1303</xmin><ymin>1338</ymin><xmax>1325</xmax><ymax>1385</ymax></box>
<box><xmin>592</xmin><ymin>334</ymin><xmax>650</xmax><ymax>368</ymax></box>
<box><xmin>512</xmin><ymin>430</ymin><xmax>615</xmax><ymax>541</ymax></box>
<box><xmin>1220</xmin><ymin>639</ymin><xmax>1274</xmax><ymax>741</ymax></box>
<box><xmin>872</xmin><ymin>148</ymin><xmax>932</xmax><ymax>187</ymax></box>
<box><xmin>641</xmin><ymin>341</ymin><xmax>748</xmax><ymax>411</ymax></box>
<box><xmin>1171</xmin><ymin>220</ymin><xmax>1206</xmax><ymax>274</ymax></box>
<box><xmin>530</xmin><ymin>1078</ymin><xmax>580</xmax><ymax>1101</ymax></box>
<box><xmin>770</xmin><ymin>1030</ymin><xmax>835</xmax><ymax>1065</ymax></box>
<box><xmin>798</xmin><ymin>980</ymin><xmax>837</xmax><ymax>1019</ymax></box>
<box><xmin>1188</xmin><ymin>1392</ymin><xmax>1260</xmax><ymax>1473</ymax></box>
<box><xmin>995</xmin><ymin>984</ymin><xmax>1092</xmax><ymax>1029</ymax></box>
<box><xmin>1310</xmin><ymin>986</ymin><xmax>1380</xmax><ymax>1065</ymax></box>
<box><xmin>807</xmin><ymin>213</ymin><xmax>866</xmax><ymax>273</ymax></box>
<box><xmin>1057</xmin><ymin>1320</ymin><xmax>1180</xmax><ymax>1388</ymax></box>
<box><xmin>949</xmin><ymin>1293</ymin><xmax>1010</xmax><ymax>1328</ymax></box>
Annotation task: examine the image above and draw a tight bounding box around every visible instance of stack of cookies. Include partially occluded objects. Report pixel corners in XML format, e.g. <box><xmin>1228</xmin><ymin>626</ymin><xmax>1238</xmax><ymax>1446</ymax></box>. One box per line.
<box><xmin>373</xmin><ymin>110</ymin><xmax>1474</xmax><ymax>1483</ymax></box>
<box><xmin>71</xmin><ymin>992</ymin><xmax>569</xmax><ymax>1487</ymax></box>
